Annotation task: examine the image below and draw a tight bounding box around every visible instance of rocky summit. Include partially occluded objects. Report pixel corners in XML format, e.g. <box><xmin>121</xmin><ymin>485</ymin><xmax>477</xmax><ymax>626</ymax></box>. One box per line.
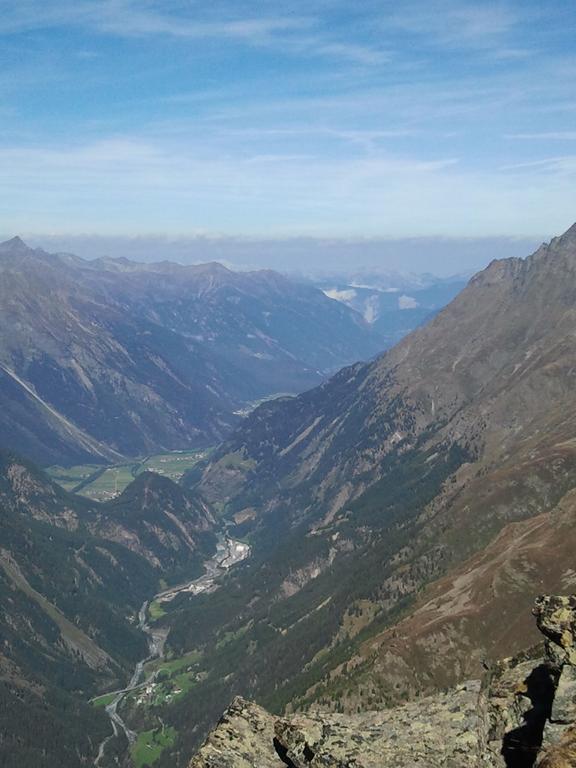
<box><xmin>190</xmin><ymin>595</ymin><xmax>576</xmax><ymax>768</ymax></box>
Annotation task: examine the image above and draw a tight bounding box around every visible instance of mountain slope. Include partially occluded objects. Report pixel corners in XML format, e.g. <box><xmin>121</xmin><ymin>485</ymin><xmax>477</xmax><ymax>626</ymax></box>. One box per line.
<box><xmin>330</xmin><ymin>486</ymin><xmax>576</xmax><ymax>712</ymax></box>
<box><xmin>97</xmin><ymin>471</ymin><xmax>217</xmax><ymax>576</ymax></box>
<box><xmin>198</xmin><ymin>223</ymin><xmax>576</xmax><ymax>535</ymax></box>
<box><xmin>0</xmin><ymin>237</ymin><xmax>384</xmax><ymax>465</ymax></box>
<box><xmin>139</xmin><ymin>222</ymin><xmax>576</xmax><ymax>765</ymax></box>
<box><xmin>0</xmin><ymin>450</ymin><xmax>218</xmax><ymax>768</ymax></box>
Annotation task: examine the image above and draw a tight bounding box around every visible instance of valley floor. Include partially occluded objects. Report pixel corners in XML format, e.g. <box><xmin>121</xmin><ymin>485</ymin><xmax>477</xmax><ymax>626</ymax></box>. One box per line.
<box><xmin>94</xmin><ymin>535</ymin><xmax>250</xmax><ymax>767</ymax></box>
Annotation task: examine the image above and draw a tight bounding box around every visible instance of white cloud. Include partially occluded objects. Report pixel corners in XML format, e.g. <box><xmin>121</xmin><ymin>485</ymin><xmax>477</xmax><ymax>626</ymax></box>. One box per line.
<box><xmin>500</xmin><ymin>156</ymin><xmax>576</xmax><ymax>175</ymax></box>
<box><xmin>0</xmin><ymin>0</ymin><xmax>388</xmax><ymax>65</ymax></box>
<box><xmin>0</xmin><ymin>1</ymin><xmax>313</xmax><ymax>41</ymax></box>
<box><xmin>363</xmin><ymin>295</ymin><xmax>380</xmax><ymax>323</ymax></box>
<box><xmin>398</xmin><ymin>295</ymin><xmax>419</xmax><ymax>309</ymax></box>
<box><xmin>387</xmin><ymin>1</ymin><xmax>518</xmax><ymax>48</ymax></box>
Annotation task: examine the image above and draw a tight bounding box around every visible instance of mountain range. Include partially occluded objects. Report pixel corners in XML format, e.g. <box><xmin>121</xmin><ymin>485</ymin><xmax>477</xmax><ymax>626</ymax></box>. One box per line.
<box><xmin>0</xmin><ymin>237</ymin><xmax>385</xmax><ymax>466</ymax></box>
<box><xmin>316</xmin><ymin>272</ymin><xmax>467</xmax><ymax>347</ymax></box>
<box><xmin>3</xmin><ymin>224</ymin><xmax>576</xmax><ymax>767</ymax></box>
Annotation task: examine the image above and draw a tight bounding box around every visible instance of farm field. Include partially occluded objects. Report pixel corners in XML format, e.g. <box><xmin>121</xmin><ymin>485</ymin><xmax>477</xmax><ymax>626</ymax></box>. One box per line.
<box><xmin>47</xmin><ymin>449</ymin><xmax>211</xmax><ymax>501</ymax></box>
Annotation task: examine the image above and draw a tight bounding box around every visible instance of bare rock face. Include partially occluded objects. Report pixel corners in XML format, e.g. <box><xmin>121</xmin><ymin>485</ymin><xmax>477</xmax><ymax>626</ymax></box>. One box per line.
<box><xmin>533</xmin><ymin>596</ymin><xmax>576</xmax><ymax>758</ymax></box>
<box><xmin>273</xmin><ymin>681</ymin><xmax>486</xmax><ymax>767</ymax></box>
<box><xmin>484</xmin><ymin>650</ymin><xmax>556</xmax><ymax>767</ymax></box>
<box><xmin>191</xmin><ymin>684</ymin><xmax>488</xmax><ymax>767</ymax></box>
<box><xmin>188</xmin><ymin>697</ymin><xmax>283</xmax><ymax>768</ymax></box>
<box><xmin>535</xmin><ymin>596</ymin><xmax>576</xmax><ymax>668</ymax></box>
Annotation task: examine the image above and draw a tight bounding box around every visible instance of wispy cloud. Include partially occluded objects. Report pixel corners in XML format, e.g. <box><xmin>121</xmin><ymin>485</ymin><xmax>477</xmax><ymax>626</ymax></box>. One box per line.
<box><xmin>0</xmin><ymin>134</ymin><xmax>573</xmax><ymax>238</ymax></box>
<box><xmin>0</xmin><ymin>0</ymin><xmax>313</xmax><ymax>41</ymax></box>
<box><xmin>0</xmin><ymin>0</ymin><xmax>373</xmax><ymax>68</ymax></box>
<box><xmin>289</xmin><ymin>39</ymin><xmax>391</xmax><ymax>65</ymax></box>
<box><xmin>386</xmin><ymin>1</ymin><xmax>518</xmax><ymax>49</ymax></box>
<box><xmin>500</xmin><ymin>156</ymin><xmax>576</xmax><ymax>175</ymax></box>
<box><xmin>507</xmin><ymin>132</ymin><xmax>576</xmax><ymax>140</ymax></box>
<box><xmin>0</xmin><ymin>0</ymin><xmax>395</xmax><ymax>66</ymax></box>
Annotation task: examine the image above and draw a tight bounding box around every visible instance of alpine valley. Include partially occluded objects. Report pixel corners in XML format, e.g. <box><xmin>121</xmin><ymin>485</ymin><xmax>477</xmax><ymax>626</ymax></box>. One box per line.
<box><xmin>4</xmin><ymin>226</ymin><xmax>576</xmax><ymax>768</ymax></box>
<box><xmin>0</xmin><ymin>237</ymin><xmax>386</xmax><ymax>466</ymax></box>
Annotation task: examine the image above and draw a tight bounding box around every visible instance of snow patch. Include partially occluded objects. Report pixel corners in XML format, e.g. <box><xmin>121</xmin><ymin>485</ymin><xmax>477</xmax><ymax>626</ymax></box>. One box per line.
<box><xmin>322</xmin><ymin>287</ymin><xmax>357</xmax><ymax>302</ymax></box>
<box><xmin>363</xmin><ymin>295</ymin><xmax>380</xmax><ymax>324</ymax></box>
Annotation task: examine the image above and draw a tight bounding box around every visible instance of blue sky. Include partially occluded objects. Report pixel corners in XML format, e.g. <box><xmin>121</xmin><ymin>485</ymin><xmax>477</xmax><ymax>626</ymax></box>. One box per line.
<box><xmin>1</xmin><ymin>0</ymin><xmax>575</xmax><ymax>270</ymax></box>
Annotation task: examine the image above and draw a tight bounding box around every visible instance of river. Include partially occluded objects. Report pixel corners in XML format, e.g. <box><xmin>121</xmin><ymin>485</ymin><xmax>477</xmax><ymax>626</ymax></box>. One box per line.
<box><xmin>94</xmin><ymin>535</ymin><xmax>250</xmax><ymax>766</ymax></box>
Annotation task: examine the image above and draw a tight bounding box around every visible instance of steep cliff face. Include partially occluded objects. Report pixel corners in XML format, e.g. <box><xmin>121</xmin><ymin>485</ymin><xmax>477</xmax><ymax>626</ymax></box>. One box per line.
<box><xmin>189</xmin><ymin>596</ymin><xmax>576</xmax><ymax>768</ymax></box>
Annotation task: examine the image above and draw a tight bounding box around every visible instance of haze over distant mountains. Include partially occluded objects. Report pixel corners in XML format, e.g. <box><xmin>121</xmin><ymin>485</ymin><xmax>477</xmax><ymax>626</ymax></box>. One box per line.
<box><xmin>16</xmin><ymin>232</ymin><xmax>545</xmax><ymax>276</ymax></box>
<box><xmin>315</xmin><ymin>272</ymin><xmax>467</xmax><ymax>348</ymax></box>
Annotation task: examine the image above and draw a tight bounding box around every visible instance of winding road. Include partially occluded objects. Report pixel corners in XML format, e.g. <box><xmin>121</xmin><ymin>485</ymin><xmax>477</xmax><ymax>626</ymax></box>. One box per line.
<box><xmin>94</xmin><ymin>536</ymin><xmax>250</xmax><ymax>766</ymax></box>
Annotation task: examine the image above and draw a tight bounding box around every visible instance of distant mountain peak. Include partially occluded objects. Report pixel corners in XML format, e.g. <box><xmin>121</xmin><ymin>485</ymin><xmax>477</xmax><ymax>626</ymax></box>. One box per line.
<box><xmin>0</xmin><ymin>235</ymin><xmax>30</xmax><ymax>252</ymax></box>
<box><xmin>549</xmin><ymin>220</ymin><xmax>576</xmax><ymax>251</ymax></box>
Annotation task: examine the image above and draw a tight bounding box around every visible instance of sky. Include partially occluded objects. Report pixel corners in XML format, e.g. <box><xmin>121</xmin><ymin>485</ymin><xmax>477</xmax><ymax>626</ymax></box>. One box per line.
<box><xmin>0</xmin><ymin>0</ymin><xmax>575</xmax><ymax>273</ymax></box>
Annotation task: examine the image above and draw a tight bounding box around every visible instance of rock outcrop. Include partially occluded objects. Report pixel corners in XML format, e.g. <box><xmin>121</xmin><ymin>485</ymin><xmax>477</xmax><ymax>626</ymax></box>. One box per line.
<box><xmin>188</xmin><ymin>698</ymin><xmax>282</xmax><ymax>768</ymax></box>
<box><xmin>535</xmin><ymin>596</ymin><xmax>576</xmax><ymax>762</ymax></box>
<box><xmin>273</xmin><ymin>681</ymin><xmax>485</xmax><ymax>767</ymax></box>
<box><xmin>191</xmin><ymin>683</ymin><xmax>486</xmax><ymax>768</ymax></box>
<box><xmin>191</xmin><ymin>596</ymin><xmax>576</xmax><ymax>768</ymax></box>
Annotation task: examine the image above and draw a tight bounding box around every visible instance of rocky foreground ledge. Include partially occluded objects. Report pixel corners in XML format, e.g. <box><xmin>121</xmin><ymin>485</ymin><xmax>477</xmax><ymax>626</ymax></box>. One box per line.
<box><xmin>190</xmin><ymin>683</ymin><xmax>484</xmax><ymax>767</ymax></box>
<box><xmin>190</xmin><ymin>595</ymin><xmax>576</xmax><ymax>767</ymax></box>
